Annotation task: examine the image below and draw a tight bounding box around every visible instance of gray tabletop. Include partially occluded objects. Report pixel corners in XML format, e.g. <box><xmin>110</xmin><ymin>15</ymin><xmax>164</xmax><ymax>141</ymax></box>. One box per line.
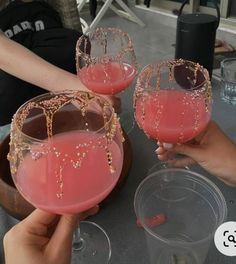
<box><xmin>1</xmin><ymin>78</ymin><xmax>236</xmax><ymax>264</ymax></box>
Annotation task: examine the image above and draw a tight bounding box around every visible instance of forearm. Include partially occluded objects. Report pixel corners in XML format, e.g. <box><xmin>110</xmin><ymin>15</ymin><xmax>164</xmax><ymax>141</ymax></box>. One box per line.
<box><xmin>0</xmin><ymin>34</ymin><xmax>88</xmax><ymax>92</ymax></box>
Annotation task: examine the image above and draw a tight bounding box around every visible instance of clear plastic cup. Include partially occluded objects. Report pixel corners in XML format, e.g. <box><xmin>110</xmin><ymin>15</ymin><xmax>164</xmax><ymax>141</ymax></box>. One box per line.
<box><xmin>221</xmin><ymin>58</ymin><xmax>236</xmax><ymax>105</ymax></box>
<box><xmin>134</xmin><ymin>168</ymin><xmax>227</xmax><ymax>264</ymax></box>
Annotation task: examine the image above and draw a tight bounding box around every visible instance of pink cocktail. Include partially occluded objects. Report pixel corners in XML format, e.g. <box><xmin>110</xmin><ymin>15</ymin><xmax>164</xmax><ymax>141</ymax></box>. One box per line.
<box><xmin>78</xmin><ymin>61</ymin><xmax>136</xmax><ymax>95</ymax></box>
<box><xmin>76</xmin><ymin>27</ymin><xmax>137</xmax><ymax>96</ymax></box>
<box><xmin>76</xmin><ymin>27</ymin><xmax>138</xmax><ymax>134</ymax></box>
<box><xmin>134</xmin><ymin>59</ymin><xmax>212</xmax><ymax>148</ymax></box>
<box><xmin>135</xmin><ymin>89</ymin><xmax>211</xmax><ymax>144</ymax></box>
<box><xmin>15</xmin><ymin>131</ymin><xmax>123</xmax><ymax>214</ymax></box>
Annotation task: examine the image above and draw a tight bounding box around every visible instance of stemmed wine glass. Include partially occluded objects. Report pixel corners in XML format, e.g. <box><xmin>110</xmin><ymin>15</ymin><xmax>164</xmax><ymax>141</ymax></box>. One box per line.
<box><xmin>8</xmin><ymin>91</ymin><xmax>124</xmax><ymax>264</ymax></box>
<box><xmin>76</xmin><ymin>27</ymin><xmax>138</xmax><ymax>134</ymax></box>
<box><xmin>134</xmin><ymin>59</ymin><xmax>212</xmax><ymax>171</ymax></box>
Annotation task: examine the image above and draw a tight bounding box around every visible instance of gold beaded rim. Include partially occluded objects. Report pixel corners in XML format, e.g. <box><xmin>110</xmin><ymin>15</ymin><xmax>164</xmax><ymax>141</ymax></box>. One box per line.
<box><xmin>11</xmin><ymin>90</ymin><xmax>117</xmax><ymax>143</ymax></box>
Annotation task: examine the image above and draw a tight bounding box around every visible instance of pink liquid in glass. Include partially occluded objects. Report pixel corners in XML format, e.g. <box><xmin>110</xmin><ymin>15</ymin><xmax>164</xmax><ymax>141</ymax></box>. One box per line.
<box><xmin>78</xmin><ymin>62</ymin><xmax>136</xmax><ymax>95</ymax></box>
<box><xmin>14</xmin><ymin>131</ymin><xmax>123</xmax><ymax>214</ymax></box>
<box><xmin>135</xmin><ymin>89</ymin><xmax>211</xmax><ymax>143</ymax></box>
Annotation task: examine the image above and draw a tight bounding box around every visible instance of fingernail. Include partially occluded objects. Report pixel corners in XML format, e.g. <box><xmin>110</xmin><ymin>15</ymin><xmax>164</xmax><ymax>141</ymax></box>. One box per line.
<box><xmin>93</xmin><ymin>205</ymin><xmax>100</xmax><ymax>214</ymax></box>
<box><xmin>163</xmin><ymin>143</ymin><xmax>173</xmax><ymax>149</ymax></box>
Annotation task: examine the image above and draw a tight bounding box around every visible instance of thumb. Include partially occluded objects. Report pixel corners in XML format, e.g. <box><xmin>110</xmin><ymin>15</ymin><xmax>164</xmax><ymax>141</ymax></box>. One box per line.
<box><xmin>45</xmin><ymin>214</ymin><xmax>79</xmax><ymax>262</ymax></box>
<box><xmin>50</xmin><ymin>214</ymin><xmax>79</xmax><ymax>246</ymax></box>
<box><xmin>48</xmin><ymin>206</ymin><xmax>99</xmax><ymax>248</ymax></box>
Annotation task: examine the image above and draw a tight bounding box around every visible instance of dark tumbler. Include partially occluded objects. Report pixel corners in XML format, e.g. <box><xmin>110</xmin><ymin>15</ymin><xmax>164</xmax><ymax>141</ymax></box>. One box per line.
<box><xmin>175</xmin><ymin>0</ymin><xmax>220</xmax><ymax>78</ymax></box>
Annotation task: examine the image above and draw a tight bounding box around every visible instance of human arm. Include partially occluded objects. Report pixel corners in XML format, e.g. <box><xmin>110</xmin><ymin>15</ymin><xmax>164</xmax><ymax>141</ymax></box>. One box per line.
<box><xmin>156</xmin><ymin>121</ymin><xmax>236</xmax><ymax>186</ymax></box>
<box><xmin>4</xmin><ymin>207</ymin><xmax>98</xmax><ymax>264</ymax></box>
<box><xmin>0</xmin><ymin>33</ymin><xmax>88</xmax><ymax>93</ymax></box>
<box><xmin>0</xmin><ymin>33</ymin><xmax>120</xmax><ymax>111</ymax></box>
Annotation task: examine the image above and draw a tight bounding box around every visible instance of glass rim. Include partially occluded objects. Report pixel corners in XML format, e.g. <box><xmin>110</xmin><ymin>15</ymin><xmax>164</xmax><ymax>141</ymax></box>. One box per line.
<box><xmin>221</xmin><ymin>57</ymin><xmax>236</xmax><ymax>69</ymax></box>
<box><xmin>134</xmin><ymin>168</ymin><xmax>227</xmax><ymax>247</ymax></box>
<box><xmin>76</xmin><ymin>27</ymin><xmax>135</xmax><ymax>62</ymax></box>
<box><xmin>12</xmin><ymin>90</ymin><xmax>115</xmax><ymax>143</ymax></box>
<box><xmin>138</xmin><ymin>59</ymin><xmax>210</xmax><ymax>91</ymax></box>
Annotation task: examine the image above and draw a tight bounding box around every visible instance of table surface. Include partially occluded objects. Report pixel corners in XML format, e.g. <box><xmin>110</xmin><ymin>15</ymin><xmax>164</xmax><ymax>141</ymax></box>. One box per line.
<box><xmin>1</xmin><ymin>78</ymin><xmax>236</xmax><ymax>264</ymax></box>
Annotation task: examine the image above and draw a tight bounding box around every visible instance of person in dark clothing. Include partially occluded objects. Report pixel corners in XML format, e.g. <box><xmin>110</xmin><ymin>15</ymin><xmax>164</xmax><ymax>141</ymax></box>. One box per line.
<box><xmin>0</xmin><ymin>0</ymin><xmax>86</xmax><ymax>132</ymax></box>
<box><xmin>0</xmin><ymin>1</ymin><xmax>119</xmax><ymax>142</ymax></box>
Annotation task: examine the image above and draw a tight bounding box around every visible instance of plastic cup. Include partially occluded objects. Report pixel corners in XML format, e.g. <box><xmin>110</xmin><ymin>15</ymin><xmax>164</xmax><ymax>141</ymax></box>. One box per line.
<box><xmin>220</xmin><ymin>58</ymin><xmax>236</xmax><ymax>105</ymax></box>
<box><xmin>134</xmin><ymin>168</ymin><xmax>227</xmax><ymax>264</ymax></box>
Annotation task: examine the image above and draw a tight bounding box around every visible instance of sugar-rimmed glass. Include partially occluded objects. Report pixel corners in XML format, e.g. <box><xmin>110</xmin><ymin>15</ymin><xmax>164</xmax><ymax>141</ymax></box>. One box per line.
<box><xmin>134</xmin><ymin>59</ymin><xmax>212</xmax><ymax>171</ymax></box>
<box><xmin>8</xmin><ymin>91</ymin><xmax>124</xmax><ymax>264</ymax></box>
<box><xmin>76</xmin><ymin>27</ymin><xmax>138</xmax><ymax>134</ymax></box>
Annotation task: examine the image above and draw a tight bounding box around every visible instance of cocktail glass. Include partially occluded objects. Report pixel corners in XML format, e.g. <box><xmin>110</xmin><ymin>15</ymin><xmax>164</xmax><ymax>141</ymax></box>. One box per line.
<box><xmin>8</xmin><ymin>91</ymin><xmax>124</xmax><ymax>264</ymax></box>
<box><xmin>76</xmin><ymin>27</ymin><xmax>138</xmax><ymax>134</ymax></box>
<box><xmin>134</xmin><ymin>59</ymin><xmax>212</xmax><ymax>171</ymax></box>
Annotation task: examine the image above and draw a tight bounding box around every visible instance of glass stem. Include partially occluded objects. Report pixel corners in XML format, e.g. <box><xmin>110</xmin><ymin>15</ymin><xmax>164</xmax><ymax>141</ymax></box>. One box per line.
<box><xmin>73</xmin><ymin>226</ymin><xmax>85</xmax><ymax>251</ymax></box>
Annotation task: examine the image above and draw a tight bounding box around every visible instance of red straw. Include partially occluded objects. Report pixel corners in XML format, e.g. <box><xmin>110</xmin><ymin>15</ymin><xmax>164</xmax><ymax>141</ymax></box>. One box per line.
<box><xmin>137</xmin><ymin>213</ymin><xmax>166</xmax><ymax>228</ymax></box>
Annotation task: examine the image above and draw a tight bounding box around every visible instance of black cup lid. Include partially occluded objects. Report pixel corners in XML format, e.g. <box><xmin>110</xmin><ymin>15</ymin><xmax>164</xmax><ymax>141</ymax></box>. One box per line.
<box><xmin>178</xmin><ymin>13</ymin><xmax>217</xmax><ymax>25</ymax></box>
